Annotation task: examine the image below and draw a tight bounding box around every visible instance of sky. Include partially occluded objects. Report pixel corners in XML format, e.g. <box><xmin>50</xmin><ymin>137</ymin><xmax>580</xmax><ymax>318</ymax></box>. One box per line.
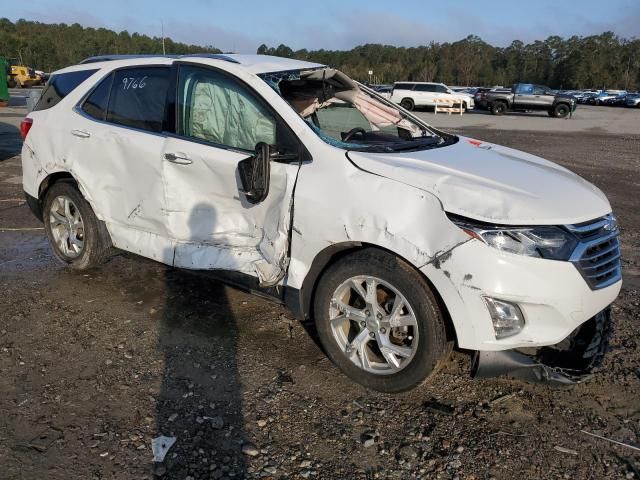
<box><xmin>5</xmin><ymin>0</ymin><xmax>639</xmax><ymax>53</ymax></box>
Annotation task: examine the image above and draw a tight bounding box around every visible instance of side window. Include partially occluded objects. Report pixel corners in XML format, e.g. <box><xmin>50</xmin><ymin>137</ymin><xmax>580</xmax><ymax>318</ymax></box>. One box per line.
<box><xmin>435</xmin><ymin>85</ymin><xmax>449</xmax><ymax>93</ymax></box>
<box><xmin>106</xmin><ymin>67</ymin><xmax>170</xmax><ymax>132</ymax></box>
<box><xmin>532</xmin><ymin>85</ymin><xmax>546</xmax><ymax>95</ymax></box>
<box><xmin>415</xmin><ymin>84</ymin><xmax>436</xmax><ymax>92</ymax></box>
<box><xmin>395</xmin><ymin>83</ymin><xmax>414</xmax><ymax>91</ymax></box>
<box><xmin>516</xmin><ymin>84</ymin><xmax>534</xmax><ymax>94</ymax></box>
<box><xmin>81</xmin><ymin>73</ymin><xmax>113</xmax><ymax>121</ymax></box>
<box><xmin>33</xmin><ymin>69</ymin><xmax>98</xmax><ymax>111</ymax></box>
<box><xmin>177</xmin><ymin>65</ymin><xmax>292</xmax><ymax>152</ymax></box>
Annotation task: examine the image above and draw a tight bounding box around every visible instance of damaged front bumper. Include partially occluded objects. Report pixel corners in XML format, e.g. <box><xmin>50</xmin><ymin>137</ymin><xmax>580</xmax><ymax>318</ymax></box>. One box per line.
<box><xmin>472</xmin><ymin>308</ymin><xmax>611</xmax><ymax>385</ymax></box>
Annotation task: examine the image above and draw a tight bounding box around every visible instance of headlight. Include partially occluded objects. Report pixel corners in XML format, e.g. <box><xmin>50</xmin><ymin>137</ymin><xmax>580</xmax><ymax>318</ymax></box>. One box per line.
<box><xmin>450</xmin><ymin>215</ymin><xmax>578</xmax><ymax>260</ymax></box>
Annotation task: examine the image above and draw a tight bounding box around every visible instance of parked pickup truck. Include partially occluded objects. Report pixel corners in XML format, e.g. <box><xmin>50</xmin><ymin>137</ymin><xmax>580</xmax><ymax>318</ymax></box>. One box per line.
<box><xmin>486</xmin><ymin>83</ymin><xmax>576</xmax><ymax>118</ymax></box>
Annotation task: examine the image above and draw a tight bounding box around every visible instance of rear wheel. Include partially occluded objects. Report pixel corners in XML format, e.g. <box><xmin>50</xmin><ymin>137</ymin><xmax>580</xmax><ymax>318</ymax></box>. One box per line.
<box><xmin>400</xmin><ymin>98</ymin><xmax>415</xmax><ymax>111</ymax></box>
<box><xmin>43</xmin><ymin>181</ymin><xmax>113</xmax><ymax>270</ymax></box>
<box><xmin>490</xmin><ymin>102</ymin><xmax>507</xmax><ymax>115</ymax></box>
<box><xmin>314</xmin><ymin>249</ymin><xmax>450</xmax><ymax>393</ymax></box>
<box><xmin>554</xmin><ymin>103</ymin><xmax>570</xmax><ymax>118</ymax></box>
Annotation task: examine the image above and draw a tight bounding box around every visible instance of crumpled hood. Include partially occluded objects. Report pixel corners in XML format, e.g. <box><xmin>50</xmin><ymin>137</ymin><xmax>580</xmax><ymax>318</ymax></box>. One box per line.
<box><xmin>347</xmin><ymin>136</ymin><xmax>611</xmax><ymax>225</ymax></box>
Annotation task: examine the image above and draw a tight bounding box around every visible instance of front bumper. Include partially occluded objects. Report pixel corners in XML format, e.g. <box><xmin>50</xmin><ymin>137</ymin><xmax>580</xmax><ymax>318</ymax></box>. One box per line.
<box><xmin>420</xmin><ymin>239</ymin><xmax>621</xmax><ymax>351</ymax></box>
<box><xmin>472</xmin><ymin>308</ymin><xmax>611</xmax><ymax>384</ymax></box>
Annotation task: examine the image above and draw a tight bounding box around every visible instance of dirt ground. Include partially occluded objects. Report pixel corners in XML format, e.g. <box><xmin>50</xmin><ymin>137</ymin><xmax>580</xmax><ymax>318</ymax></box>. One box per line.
<box><xmin>1</xmin><ymin>103</ymin><xmax>639</xmax><ymax>480</ymax></box>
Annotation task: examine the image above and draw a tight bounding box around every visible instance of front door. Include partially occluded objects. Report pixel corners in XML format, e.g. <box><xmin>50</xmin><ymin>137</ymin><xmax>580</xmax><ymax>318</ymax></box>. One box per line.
<box><xmin>161</xmin><ymin>63</ymin><xmax>302</xmax><ymax>286</ymax></box>
<box><xmin>513</xmin><ymin>83</ymin><xmax>536</xmax><ymax>108</ymax></box>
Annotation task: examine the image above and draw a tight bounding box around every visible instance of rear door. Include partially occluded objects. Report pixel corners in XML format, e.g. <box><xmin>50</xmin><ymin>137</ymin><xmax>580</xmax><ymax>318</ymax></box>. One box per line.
<box><xmin>413</xmin><ymin>84</ymin><xmax>436</xmax><ymax>106</ymax></box>
<box><xmin>67</xmin><ymin>65</ymin><xmax>173</xmax><ymax>260</ymax></box>
<box><xmin>160</xmin><ymin>63</ymin><xmax>303</xmax><ymax>286</ymax></box>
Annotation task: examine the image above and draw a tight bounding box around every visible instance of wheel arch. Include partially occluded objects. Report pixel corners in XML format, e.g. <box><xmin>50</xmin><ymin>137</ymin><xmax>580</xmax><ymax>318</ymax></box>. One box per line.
<box><xmin>285</xmin><ymin>241</ymin><xmax>458</xmax><ymax>345</ymax></box>
<box><xmin>38</xmin><ymin>171</ymin><xmax>78</xmax><ymax>200</ymax></box>
<box><xmin>25</xmin><ymin>171</ymin><xmax>78</xmax><ymax>222</ymax></box>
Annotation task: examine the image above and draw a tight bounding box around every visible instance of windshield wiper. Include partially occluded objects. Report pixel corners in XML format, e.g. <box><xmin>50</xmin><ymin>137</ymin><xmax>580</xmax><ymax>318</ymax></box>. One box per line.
<box><xmin>389</xmin><ymin>137</ymin><xmax>441</xmax><ymax>151</ymax></box>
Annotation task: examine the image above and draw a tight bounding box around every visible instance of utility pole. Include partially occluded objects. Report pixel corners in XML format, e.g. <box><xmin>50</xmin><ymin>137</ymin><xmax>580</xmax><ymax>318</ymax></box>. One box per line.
<box><xmin>161</xmin><ymin>21</ymin><xmax>166</xmax><ymax>55</ymax></box>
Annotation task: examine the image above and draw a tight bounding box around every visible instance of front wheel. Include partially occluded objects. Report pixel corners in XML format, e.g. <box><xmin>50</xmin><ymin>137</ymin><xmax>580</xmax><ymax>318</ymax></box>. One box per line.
<box><xmin>43</xmin><ymin>181</ymin><xmax>113</xmax><ymax>270</ymax></box>
<box><xmin>313</xmin><ymin>249</ymin><xmax>450</xmax><ymax>393</ymax></box>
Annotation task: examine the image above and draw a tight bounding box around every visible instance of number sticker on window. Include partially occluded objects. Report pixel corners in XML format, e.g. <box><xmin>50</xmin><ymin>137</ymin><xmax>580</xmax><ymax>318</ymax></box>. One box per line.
<box><xmin>121</xmin><ymin>76</ymin><xmax>148</xmax><ymax>90</ymax></box>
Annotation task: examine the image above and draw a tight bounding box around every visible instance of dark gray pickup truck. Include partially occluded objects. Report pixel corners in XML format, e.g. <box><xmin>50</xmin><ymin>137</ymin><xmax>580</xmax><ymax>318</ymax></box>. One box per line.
<box><xmin>486</xmin><ymin>83</ymin><xmax>576</xmax><ymax>118</ymax></box>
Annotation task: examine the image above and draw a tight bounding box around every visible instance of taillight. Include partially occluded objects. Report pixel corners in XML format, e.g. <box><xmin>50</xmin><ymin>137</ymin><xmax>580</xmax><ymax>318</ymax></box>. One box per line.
<box><xmin>20</xmin><ymin>117</ymin><xmax>33</xmax><ymax>141</ymax></box>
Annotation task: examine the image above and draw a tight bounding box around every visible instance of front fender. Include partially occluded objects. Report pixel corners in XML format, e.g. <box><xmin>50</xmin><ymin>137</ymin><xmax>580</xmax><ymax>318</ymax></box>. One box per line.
<box><xmin>287</xmin><ymin>156</ymin><xmax>469</xmax><ymax>289</ymax></box>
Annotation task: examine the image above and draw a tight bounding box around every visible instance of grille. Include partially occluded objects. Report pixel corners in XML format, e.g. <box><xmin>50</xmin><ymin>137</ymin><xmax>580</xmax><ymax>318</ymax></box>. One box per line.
<box><xmin>568</xmin><ymin>215</ymin><xmax>621</xmax><ymax>290</ymax></box>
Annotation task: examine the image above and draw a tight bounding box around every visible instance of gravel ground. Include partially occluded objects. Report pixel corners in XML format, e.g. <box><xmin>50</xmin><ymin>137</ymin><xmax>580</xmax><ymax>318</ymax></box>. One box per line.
<box><xmin>0</xmin><ymin>107</ymin><xmax>639</xmax><ymax>480</ymax></box>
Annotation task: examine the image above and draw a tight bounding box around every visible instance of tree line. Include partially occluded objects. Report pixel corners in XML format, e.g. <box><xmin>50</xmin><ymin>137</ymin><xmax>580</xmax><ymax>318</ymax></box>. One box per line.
<box><xmin>0</xmin><ymin>18</ymin><xmax>220</xmax><ymax>72</ymax></box>
<box><xmin>259</xmin><ymin>33</ymin><xmax>640</xmax><ymax>90</ymax></box>
<box><xmin>1</xmin><ymin>18</ymin><xmax>638</xmax><ymax>90</ymax></box>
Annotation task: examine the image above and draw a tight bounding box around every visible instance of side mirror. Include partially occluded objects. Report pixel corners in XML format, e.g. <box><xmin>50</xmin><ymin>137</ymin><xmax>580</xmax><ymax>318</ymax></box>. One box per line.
<box><xmin>238</xmin><ymin>142</ymin><xmax>271</xmax><ymax>204</ymax></box>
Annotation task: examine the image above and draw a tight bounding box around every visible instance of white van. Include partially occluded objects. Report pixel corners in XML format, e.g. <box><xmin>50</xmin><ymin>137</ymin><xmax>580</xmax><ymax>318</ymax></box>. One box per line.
<box><xmin>21</xmin><ymin>54</ymin><xmax>620</xmax><ymax>392</ymax></box>
<box><xmin>389</xmin><ymin>82</ymin><xmax>474</xmax><ymax>111</ymax></box>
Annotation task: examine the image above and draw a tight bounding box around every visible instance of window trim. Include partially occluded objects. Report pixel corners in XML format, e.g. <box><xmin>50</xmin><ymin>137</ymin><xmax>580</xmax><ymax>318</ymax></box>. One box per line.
<box><xmin>74</xmin><ymin>64</ymin><xmax>173</xmax><ymax>139</ymax></box>
<box><xmin>167</xmin><ymin>61</ymin><xmax>307</xmax><ymax>161</ymax></box>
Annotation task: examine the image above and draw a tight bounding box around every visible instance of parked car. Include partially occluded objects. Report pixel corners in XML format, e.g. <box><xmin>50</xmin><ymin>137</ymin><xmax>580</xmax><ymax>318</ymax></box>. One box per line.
<box><xmin>603</xmin><ymin>93</ymin><xmax>629</xmax><ymax>107</ymax></box>
<box><xmin>587</xmin><ymin>91</ymin><xmax>625</xmax><ymax>105</ymax></box>
<box><xmin>389</xmin><ymin>81</ymin><xmax>474</xmax><ymax>111</ymax></box>
<box><xmin>485</xmin><ymin>83</ymin><xmax>576</xmax><ymax>117</ymax></box>
<box><xmin>473</xmin><ymin>87</ymin><xmax>492</xmax><ymax>110</ymax></box>
<box><xmin>624</xmin><ymin>93</ymin><xmax>640</xmax><ymax>107</ymax></box>
<box><xmin>577</xmin><ymin>92</ymin><xmax>598</xmax><ymax>104</ymax></box>
<box><xmin>372</xmin><ymin>84</ymin><xmax>393</xmax><ymax>99</ymax></box>
<box><xmin>21</xmin><ymin>54</ymin><xmax>620</xmax><ymax>392</ymax></box>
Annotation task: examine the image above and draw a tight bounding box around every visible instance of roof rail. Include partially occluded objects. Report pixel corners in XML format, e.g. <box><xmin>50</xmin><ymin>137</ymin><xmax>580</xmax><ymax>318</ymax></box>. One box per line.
<box><xmin>79</xmin><ymin>53</ymin><xmax>241</xmax><ymax>65</ymax></box>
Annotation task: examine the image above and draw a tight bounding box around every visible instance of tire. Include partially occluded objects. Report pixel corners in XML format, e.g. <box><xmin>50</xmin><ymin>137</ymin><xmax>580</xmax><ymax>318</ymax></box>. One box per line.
<box><xmin>400</xmin><ymin>98</ymin><xmax>414</xmax><ymax>111</ymax></box>
<box><xmin>554</xmin><ymin>103</ymin><xmax>570</xmax><ymax>118</ymax></box>
<box><xmin>313</xmin><ymin>248</ymin><xmax>451</xmax><ymax>393</ymax></box>
<box><xmin>43</xmin><ymin>181</ymin><xmax>113</xmax><ymax>270</ymax></box>
<box><xmin>490</xmin><ymin>102</ymin><xmax>507</xmax><ymax>115</ymax></box>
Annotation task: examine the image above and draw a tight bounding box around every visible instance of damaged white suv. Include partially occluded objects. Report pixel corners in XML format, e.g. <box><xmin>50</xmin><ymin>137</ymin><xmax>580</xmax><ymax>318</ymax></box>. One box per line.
<box><xmin>21</xmin><ymin>54</ymin><xmax>621</xmax><ymax>392</ymax></box>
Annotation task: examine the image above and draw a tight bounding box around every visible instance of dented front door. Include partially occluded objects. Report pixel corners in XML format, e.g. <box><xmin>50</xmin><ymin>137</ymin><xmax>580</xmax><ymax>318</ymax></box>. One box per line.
<box><xmin>161</xmin><ymin>64</ymin><xmax>300</xmax><ymax>286</ymax></box>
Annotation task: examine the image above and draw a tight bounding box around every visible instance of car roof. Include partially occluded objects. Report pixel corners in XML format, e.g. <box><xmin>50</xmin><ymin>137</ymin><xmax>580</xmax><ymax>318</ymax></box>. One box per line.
<box><xmin>394</xmin><ymin>81</ymin><xmax>444</xmax><ymax>85</ymax></box>
<box><xmin>72</xmin><ymin>53</ymin><xmax>325</xmax><ymax>75</ymax></box>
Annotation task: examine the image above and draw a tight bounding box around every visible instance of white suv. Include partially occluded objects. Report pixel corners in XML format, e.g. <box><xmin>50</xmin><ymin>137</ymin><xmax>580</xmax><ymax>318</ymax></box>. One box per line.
<box><xmin>21</xmin><ymin>54</ymin><xmax>620</xmax><ymax>392</ymax></box>
<box><xmin>390</xmin><ymin>82</ymin><xmax>474</xmax><ymax>111</ymax></box>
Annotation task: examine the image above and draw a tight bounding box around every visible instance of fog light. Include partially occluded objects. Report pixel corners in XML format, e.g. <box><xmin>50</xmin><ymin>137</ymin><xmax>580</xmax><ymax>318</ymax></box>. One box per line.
<box><xmin>483</xmin><ymin>297</ymin><xmax>525</xmax><ymax>339</ymax></box>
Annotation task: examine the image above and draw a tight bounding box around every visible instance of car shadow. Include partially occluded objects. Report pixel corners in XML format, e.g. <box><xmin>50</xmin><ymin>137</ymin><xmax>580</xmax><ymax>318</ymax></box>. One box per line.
<box><xmin>155</xmin><ymin>203</ymin><xmax>247</xmax><ymax>478</ymax></box>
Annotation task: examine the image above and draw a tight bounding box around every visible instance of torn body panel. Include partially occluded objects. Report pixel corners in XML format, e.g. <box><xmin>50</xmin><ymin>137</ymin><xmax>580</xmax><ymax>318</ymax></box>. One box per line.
<box><xmin>472</xmin><ymin>308</ymin><xmax>611</xmax><ymax>384</ymax></box>
<box><xmin>160</xmin><ymin>136</ymin><xmax>299</xmax><ymax>286</ymax></box>
<box><xmin>286</xmin><ymin>142</ymin><xmax>469</xmax><ymax>289</ymax></box>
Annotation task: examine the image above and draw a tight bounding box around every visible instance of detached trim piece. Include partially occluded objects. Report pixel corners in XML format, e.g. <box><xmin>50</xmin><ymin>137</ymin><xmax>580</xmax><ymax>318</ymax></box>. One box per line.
<box><xmin>472</xmin><ymin>308</ymin><xmax>611</xmax><ymax>385</ymax></box>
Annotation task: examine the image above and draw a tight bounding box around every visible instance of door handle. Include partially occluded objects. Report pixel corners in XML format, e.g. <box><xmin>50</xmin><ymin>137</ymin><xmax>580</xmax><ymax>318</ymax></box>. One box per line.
<box><xmin>71</xmin><ymin>129</ymin><xmax>91</xmax><ymax>138</ymax></box>
<box><xmin>164</xmin><ymin>152</ymin><xmax>193</xmax><ymax>165</ymax></box>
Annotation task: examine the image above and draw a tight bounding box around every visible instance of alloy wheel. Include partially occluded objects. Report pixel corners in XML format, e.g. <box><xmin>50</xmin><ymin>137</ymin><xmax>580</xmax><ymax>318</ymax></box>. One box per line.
<box><xmin>329</xmin><ymin>275</ymin><xmax>419</xmax><ymax>375</ymax></box>
<box><xmin>48</xmin><ymin>195</ymin><xmax>85</xmax><ymax>258</ymax></box>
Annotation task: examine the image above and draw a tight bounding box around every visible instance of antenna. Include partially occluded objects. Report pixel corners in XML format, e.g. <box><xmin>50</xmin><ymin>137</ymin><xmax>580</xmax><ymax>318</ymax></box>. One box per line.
<box><xmin>161</xmin><ymin>21</ymin><xmax>166</xmax><ymax>55</ymax></box>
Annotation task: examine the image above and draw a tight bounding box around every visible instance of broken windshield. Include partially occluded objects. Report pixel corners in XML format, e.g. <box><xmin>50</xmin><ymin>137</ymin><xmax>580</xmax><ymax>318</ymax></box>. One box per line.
<box><xmin>261</xmin><ymin>68</ymin><xmax>449</xmax><ymax>153</ymax></box>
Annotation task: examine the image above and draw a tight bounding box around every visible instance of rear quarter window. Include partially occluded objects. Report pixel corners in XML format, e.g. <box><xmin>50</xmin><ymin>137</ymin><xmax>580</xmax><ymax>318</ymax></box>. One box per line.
<box><xmin>394</xmin><ymin>83</ymin><xmax>415</xmax><ymax>91</ymax></box>
<box><xmin>33</xmin><ymin>69</ymin><xmax>98</xmax><ymax>111</ymax></box>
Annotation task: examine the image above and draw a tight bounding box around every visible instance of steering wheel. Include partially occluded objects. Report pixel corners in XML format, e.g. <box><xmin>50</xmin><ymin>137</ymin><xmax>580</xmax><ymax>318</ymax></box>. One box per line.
<box><xmin>341</xmin><ymin>127</ymin><xmax>366</xmax><ymax>142</ymax></box>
